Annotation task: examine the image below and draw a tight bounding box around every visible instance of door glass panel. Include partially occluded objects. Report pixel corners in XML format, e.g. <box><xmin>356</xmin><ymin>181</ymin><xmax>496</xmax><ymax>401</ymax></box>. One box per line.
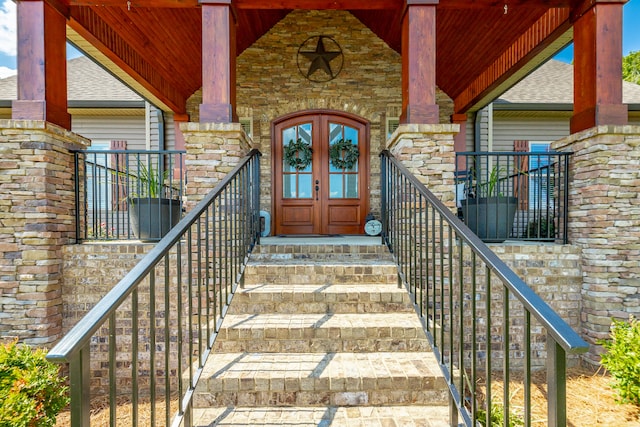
<box><xmin>298</xmin><ymin>175</ymin><xmax>312</xmax><ymax>198</ymax></box>
<box><xmin>282</xmin><ymin>123</ymin><xmax>313</xmax><ymax>198</ymax></box>
<box><xmin>345</xmin><ymin>174</ymin><xmax>358</xmax><ymax>198</ymax></box>
<box><xmin>283</xmin><ymin>175</ymin><xmax>297</xmax><ymax>198</ymax></box>
<box><xmin>328</xmin><ymin>122</ymin><xmax>358</xmax><ymax>198</ymax></box>
<box><xmin>329</xmin><ymin>174</ymin><xmax>343</xmax><ymax>198</ymax></box>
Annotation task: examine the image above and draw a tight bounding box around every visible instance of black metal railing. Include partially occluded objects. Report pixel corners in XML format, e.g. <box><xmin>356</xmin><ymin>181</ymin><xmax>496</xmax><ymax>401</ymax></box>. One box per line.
<box><xmin>48</xmin><ymin>149</ymin><xmax>261</xmax><ymax>426</ymax></box>
<box><xmin>456</xmin><ymin>151</ymin><xmax>570</xmax><ymax>243</ymax></box>
<box><xmin>75</xmin><ymin>150</ymin><xmax>186</xmax><ymax>241</ymax></box>
<box><xmin>381</xmin><ymin>150</ymin><xmax>587</xmax><ymax>427</ymax></box>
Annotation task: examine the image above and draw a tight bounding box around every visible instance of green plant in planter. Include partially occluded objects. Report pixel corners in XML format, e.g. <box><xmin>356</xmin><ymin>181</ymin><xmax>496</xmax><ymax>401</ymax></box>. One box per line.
<box><xmin>462</xmin><ymin>164</ymin><xmax>518</xmax><ymax>243</ymax></box>
<box><xmin>0</xmin><ymin>340</ymin><xmax>69</xmax><ymax>427</ymax></box>
<box><xmin>127</xmin><ymin>159</ymin><xmax>181</xmax><ymax>241</ymax></box>
<box><xmin>133</xmin><ymin>159</ymin><xmax>170</xmax><ymax>199</ymax></box>
<box><xmin>474</xmin><ymin>165</ymin><xmax>507</xmax><ymax>198</ymax></box>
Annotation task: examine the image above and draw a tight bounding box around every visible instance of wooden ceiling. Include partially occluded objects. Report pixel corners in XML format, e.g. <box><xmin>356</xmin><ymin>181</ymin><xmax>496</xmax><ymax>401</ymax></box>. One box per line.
<box><xmin>60</xmin><ymin>0</ymin><xmax>574</xmax><ymax>115</ymax></box>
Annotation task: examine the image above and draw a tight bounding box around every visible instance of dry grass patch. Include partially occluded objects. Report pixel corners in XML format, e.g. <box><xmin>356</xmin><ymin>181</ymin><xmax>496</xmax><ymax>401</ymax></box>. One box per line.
<box><xmin>55</xmin><ymin>396</ymin><xmax>179</xmax><ymax>427</ymax></box>
<box><xmin>482</xmin><ymin>365</ymin><xmax>640</xmax><ymax>427</ymax></box>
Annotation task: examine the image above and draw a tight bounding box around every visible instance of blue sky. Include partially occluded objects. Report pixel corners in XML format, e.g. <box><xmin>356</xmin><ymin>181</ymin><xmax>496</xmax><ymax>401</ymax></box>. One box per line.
<box><xmin>0</xmin><ymin>0</ymin><xmax>638</xmax><ymax>77</ymax></box>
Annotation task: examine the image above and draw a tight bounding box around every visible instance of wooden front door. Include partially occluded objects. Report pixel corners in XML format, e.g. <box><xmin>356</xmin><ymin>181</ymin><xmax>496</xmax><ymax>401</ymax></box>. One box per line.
<box><xmin>273</xmin><ymin>112</ymin><xmax>369</xmax><ymax>235</ymax></box>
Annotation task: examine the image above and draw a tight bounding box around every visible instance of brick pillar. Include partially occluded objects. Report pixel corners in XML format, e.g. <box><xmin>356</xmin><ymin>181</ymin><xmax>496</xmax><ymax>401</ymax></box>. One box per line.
<box><xmin>386</xmin><ymin>123</ymin><xmax>458</xmax><ymax>210</ymax></box>
<box><xmin>0</xmin><ymin>120</ymin><xmax>89</xmax><ymax>346</ymax></box>
<box><xmin>552</xmin><ymin>125</ymin><xmax>640</xmax><ymax>363</ymax></box>
<box><xmin>181</xmin><ymin>122</ymin><xmax>252</xmax><ymax>207</ymax></box>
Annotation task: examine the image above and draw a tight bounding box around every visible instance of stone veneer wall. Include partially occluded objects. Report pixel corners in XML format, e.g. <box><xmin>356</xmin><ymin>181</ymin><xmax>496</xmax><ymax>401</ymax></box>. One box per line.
<box><xmin>61</xmin><ymin>243</ymin><xmax>152</xmax><ymax>335</ymax></box>
<box><xmin>187</xmin><ymin>10</ymin><xmax>454</xmax><ymax>218</ymax></box>
<box><xmin>386</xmin><ymin>124</ymin><xmax>458</xmax><ymax>209</ymax></box>
<box><xmin>62</xmin><ymin>242</ymin><xmax>179</xmax><ymax>395</ymax></box>
<box><xmin>0</xmin><ymin>120</ymin><xmax>88</xmax><ymax>346</ymax></box>
<box><xmin>553</xmin><ymin>125</ymin><xmax>640</xmax><ymax>363</ymax></box>
<box><xmin>491</xmin><ymin>243</ymin><xmax>583</xmax><ymax>333</ymax></box>
<box><xmin>461</xmin><ymin>243</ymin><xmax>583</xmax><ymax>369</ymax></box>
<box><xmin>180</xmin><ymin>122</ymin><xmax>252</xmax><ymax>208</ymax></box>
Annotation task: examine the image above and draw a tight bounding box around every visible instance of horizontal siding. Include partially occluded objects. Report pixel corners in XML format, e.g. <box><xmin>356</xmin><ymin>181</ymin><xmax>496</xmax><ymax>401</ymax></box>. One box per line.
<box><xmin>163</xmin><ymin>113</ymin><xmax>177</xmax><ymax>151</ymax></box>
<box><xmin>464</xmin><ymin>108</ymin><xmax>490</xmax><ymax>152</ymax></box>
<box><xmin>72</xmin><ymin>115</ymin><xmax>148</xmax><ymax>150</ymax></box>
<box><xmin>491</xmin><ymin>116</ymin><xmax>570</xmax><ymax>151</ymax></box>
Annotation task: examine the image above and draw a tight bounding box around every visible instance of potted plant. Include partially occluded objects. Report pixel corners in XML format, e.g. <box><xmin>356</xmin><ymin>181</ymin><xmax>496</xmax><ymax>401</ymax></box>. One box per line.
<box><xmin>461</xmin><ymin>165</ymin><xmax>518</xmax><ymax>243</ymax></box>
<box><xmin>129</xmin><ymin>159</ymin><xmax>181</xmax><ymax>241</ymax></box>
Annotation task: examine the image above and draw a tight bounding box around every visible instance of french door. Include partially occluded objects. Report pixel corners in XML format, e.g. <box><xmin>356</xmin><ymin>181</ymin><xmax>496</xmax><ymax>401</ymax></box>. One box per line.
<box><xmin>273</xmin><ymin>112</ymin><xmax>369</xmax><ymax>235</ymax></box>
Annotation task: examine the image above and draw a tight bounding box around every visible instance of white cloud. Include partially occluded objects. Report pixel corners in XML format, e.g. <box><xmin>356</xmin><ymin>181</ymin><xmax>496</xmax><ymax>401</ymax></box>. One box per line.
<box><xmin>0</xmin><ymin>0</ymin><xmax>16</xmax><ymax>57</ymax></box>
<box><xmin>0</xmin><ymin>65</ymin><xmax>15</xmax><ymax>78</ymax></box>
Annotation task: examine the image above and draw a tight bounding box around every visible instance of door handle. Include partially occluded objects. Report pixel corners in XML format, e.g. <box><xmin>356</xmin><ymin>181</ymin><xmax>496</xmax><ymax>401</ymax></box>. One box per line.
<box><xmin>315</xmin><ymin>180</ymin><xmax>319</xmax><ymax>200</ymax></box>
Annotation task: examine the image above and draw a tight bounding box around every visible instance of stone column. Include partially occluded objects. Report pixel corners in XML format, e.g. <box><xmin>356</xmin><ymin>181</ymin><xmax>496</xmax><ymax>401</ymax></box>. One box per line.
<box><xmin>386</xmin><ymin>123</ymin><xmax>457</xmax><ymax>209</ymax></box>
<box><xmin>552</xmin><ymin>125</ymin><xmax>640</xmax><ymax>363</ymax></box>
<box><xmin>181</xmin><ymin>122</ymin><xmax>252</xmax><ymax>207</ymax></box>
<box><xmin>0</xmin><ymin>120</ymin><xmax>88</xmax><ymax>346</ymax></box>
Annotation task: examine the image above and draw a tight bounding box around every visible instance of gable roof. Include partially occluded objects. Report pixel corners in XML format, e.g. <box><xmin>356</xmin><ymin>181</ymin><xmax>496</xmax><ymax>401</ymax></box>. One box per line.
<box><xmin>497</xmin><ymin>59</ymin><xmax>640</xmax><ymax>106</ymax></box>
<box><xmin>0</xmin><ymin>56</ymin><xmax>143</xmax><ymax>104</ymax></box>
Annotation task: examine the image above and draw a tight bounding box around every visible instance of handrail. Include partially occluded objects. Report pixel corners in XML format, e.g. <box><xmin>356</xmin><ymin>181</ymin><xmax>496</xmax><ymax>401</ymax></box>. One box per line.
<box><xmin>48</xmin><ymin>149</ymin><xmax>262</xmax><ymax>426</ymax></box>
<box><xmin>381</xmin><ymin>150</ymin><xmax>587</xmax><ymax>426</ymax></box>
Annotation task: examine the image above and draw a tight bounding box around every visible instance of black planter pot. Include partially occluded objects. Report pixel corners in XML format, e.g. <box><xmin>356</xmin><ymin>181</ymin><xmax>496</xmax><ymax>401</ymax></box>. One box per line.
<box><xmin>461</xmin><ymin>196</ymin><xmax>518</xmax><ymax>243</ymax></box>
<box><xmin>130</xmin><ymin>198</ymin><xmax>181</xmax><ymax>241</ymax></box>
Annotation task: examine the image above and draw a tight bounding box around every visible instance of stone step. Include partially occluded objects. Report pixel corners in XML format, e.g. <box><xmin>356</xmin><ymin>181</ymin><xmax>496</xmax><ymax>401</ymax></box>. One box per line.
<box><xmin>228</xmin><ymin>283</ymin><xmax>414</xmax><ymax>314</ymax></box>
<box><xmin>243</xmin><ymin>261</ymin><xmax>398</xmax><ymax>286</ymax></box>
<box><xmin>192</xmin><ymin>405</ymin><xmax>450</xmax><ymax>426</ymax></box>
<box><xmin>252</xmin><ymin>242</ymin><xmax>393</xmax><ymax>261</ymax></box>
<box><xmin>195</xmin><ymin>352</ymin><xmax>448</xmax><ymax>408</ymax></box>
<box><xmin>213</xmin><ymin>313</ymin><xmax>430</xmax><ymax>353</ymax></box>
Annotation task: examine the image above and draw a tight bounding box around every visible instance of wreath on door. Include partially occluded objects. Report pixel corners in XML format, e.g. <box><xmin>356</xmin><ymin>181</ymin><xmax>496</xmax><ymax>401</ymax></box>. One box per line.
<box><xmin>284</xmin><ymin>138</ymin><xmax>313</xmax><ymax>171</ymax></box>
<box><xmin>329</xmin><ymin>138</ymin><xmax>359</xmax><ymax>170</ymax></box>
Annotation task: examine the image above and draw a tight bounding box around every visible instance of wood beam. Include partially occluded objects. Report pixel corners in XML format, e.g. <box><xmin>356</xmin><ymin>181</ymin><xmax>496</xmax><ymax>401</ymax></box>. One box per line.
<box><xmin>66</xmin><ymin>0</ymin><xmax>198</xmax><ymax>6</ymax></box>
<box><xmin>453</xmin><ymin>8</ymin><xmax>571</xmax><ymax>114</ymax></box>
<box><xmin>400</xmin><ymin>2</ymin><xmax>438</xmax><ymax>124</ymax></box>
<box><xmin>200</xmin><ymin>3</ymin><xmax>237</xmax><ymax>123</ymax></box>
<box><xmin>12</xmin><ymin>1</ymin><xmax>70</xmax><ymax>129</ymax></box>
<box><xmin>61</xmin><ymin>0</ymin><xmax>576</xmax><ymax>8</ymax></box>
<box><xmin>571</xmin><ymin>1</ymin><xmax>627</xmax><ymax>133</ymax></box>
<box><xmin>232</xmin><ymin>0</ymin><xmax>402</xmax><ymax>9</ymax></box>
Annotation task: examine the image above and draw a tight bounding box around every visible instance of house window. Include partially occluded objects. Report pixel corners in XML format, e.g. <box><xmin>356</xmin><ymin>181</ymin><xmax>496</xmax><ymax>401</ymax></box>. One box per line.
<box><xmin>86</xmin><ymin>141</ymin><xmax>112</xmax><ymax>211</ymax></box>
<box><xmin>529</xmin><ymin>142</ymin><xmax>553</xmax><ymax>210</ymax></box>
<box><xmin>386</xmin><ymin>117</ymin><xmax>399</xmax><ymax>140</ymax></box>
<box><xmin>239</xmin><ymin>117</ymin><xmax>253</xmax><ymax>139</ymax></box>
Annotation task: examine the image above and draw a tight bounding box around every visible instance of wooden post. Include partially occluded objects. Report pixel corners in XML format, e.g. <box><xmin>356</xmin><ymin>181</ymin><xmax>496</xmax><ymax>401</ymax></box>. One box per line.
<box><xmin>451</xmin><ymin>113</ymin><xmax>467</xmax><ymax>172</ymax></box>
<box><xmin>200</xmin><ymin>1</ymin><xmax>237</xmax><ymax>123</ymax></box>
<box><xmin>570</xmin><ymin>0</ymin><xmax>628</xmax><ymax>134</ymax></box>
<box><xmin>400</xmin><ymin>0</ymin><xmax>439</xmax><ymax>125</ymax></box>
<box><xmin>12</xmin><ymin>0</ymin><xmax>70</xmax><ymax>130</ymax></box>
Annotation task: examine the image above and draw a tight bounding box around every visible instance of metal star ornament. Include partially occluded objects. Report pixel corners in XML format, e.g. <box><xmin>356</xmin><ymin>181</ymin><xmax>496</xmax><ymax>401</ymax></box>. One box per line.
<box><xmin>297</xmin><ymin>36</ymin><xmax>344</xmax><ymax>83</ymax></box>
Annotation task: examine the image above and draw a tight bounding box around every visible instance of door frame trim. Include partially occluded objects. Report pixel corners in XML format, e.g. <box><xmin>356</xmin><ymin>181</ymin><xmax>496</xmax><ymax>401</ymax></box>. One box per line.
<box><xmin>270</xmin><ymin>109</ymin><xmax>371</xmax><ymax>235</ymax></box>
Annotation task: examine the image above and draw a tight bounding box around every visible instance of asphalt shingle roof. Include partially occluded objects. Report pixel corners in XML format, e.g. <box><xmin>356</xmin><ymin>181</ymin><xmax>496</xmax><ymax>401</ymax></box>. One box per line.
<box><xmin>0</xmin><ymin>56</ymin><xmax>142</xmax><ymax>102</ymax></box>
<box><xmin>498</xmin><ymin>59</ymin><xmax>640</xmax><ymax>104</ymax></box>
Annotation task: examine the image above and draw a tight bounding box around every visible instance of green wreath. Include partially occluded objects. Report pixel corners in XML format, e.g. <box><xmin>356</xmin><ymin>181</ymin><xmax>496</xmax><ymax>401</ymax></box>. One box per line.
<box><xmin>284</xmin><ymin>138</ymin><xmax>313</xmax><ymax>171</ymax></box>
<box><xmin>329</xmin><ymin>138</ymin><xmax>359</xmax><ymax>170</ymax></box>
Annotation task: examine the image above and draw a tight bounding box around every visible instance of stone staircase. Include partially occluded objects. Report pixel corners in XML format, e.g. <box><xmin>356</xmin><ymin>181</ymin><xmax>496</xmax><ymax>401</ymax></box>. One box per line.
<box><xmin>192</xmin><ymin>238</ymin><xmax>449</xmax><ymax>426</ymax></box>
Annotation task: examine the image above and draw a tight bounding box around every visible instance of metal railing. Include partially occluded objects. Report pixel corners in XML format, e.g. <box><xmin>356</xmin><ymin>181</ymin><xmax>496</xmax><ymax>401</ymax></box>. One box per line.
<box><xmin>48</xmin><ymin>149</ymin><xmax>262</xmax><ymax>427</ymax></box>
<box><xmin>381</xmin><ymin>150</ymin><xmax>587</xmax><ymax>427</ymax></box>
<box><xmin>456</xmin><ymin>151</ymin><xmax>570</xmax><ymax>243</ymax></box>
<box><xmin>75</xmin><ymin>150</ymin><xmax>186</xmax><ymax>241</ymax></box>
